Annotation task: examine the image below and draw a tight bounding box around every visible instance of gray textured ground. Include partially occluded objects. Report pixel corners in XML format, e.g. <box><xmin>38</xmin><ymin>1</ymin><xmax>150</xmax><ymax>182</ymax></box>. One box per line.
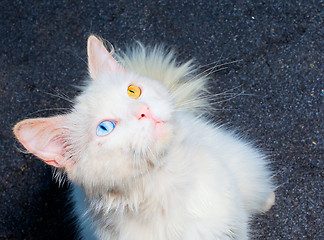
<box><xmin>1</xmin><ymin>0</ymin><xmax>323</xmax><ymax>239</ymax></box>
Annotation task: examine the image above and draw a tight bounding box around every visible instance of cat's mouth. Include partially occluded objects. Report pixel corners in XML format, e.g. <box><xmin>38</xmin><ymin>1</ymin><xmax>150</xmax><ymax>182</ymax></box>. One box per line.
<box><xmin>138</xmin><ymin>114</ymin><xmax>167</xmax><ymax>140</ymax></box>
<box><xmin>135</xmin><ymin>103</ymin><xmax>171</xmax><ymax>142</ymax></box>
<box><xmin>137</xmin><ymin>104</ymin><xmax>162</xmax><ymax>123</ymax></box>
<box><xmin>138</xmin><ymin>113</ymin><xmax>163</xmax><ymax>124</ymax></box>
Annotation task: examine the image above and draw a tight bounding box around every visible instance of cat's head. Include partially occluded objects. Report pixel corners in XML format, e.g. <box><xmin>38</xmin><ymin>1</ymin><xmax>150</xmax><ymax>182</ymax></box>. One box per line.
<box><xmin>13</xmin><ymin>35</ymin><xmax>207</xmax><ymax>190</ymax></box>
<box><xmin>13</xmin><ymin>36</ymin><xmax>176</xmax><ymax>189</ymax></box>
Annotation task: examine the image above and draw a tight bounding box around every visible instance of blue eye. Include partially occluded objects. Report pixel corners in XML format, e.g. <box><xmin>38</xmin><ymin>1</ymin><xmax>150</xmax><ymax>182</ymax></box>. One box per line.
<box><xmin>96</xmin><ymin>120</ymin><xmax>115</xmax><ymax>136</ymax></box>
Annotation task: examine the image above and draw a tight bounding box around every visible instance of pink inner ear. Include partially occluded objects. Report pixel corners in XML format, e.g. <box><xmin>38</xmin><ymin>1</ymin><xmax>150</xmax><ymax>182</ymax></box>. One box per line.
<box><xmin>13</xmin><ymin>116</ymin><xmax>70</xmax><ymax>168</ymax></box>
<box><xmin>87</xmin><ymin>35</ymin><xmax>125</xmax><ymax>79</ymax></box>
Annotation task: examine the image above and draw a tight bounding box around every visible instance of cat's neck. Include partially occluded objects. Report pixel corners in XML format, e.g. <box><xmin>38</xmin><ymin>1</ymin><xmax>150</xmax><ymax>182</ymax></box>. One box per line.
<box><xmin>81</xmin><ymin>166</ymin><xmax>164</xmax><ymax>217</ymax></box>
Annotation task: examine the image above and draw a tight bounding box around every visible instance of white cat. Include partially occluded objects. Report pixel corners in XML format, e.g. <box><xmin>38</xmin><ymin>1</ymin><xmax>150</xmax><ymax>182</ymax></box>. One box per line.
<box><xmin>13</xmin><ymin>35</ymin><xmax>275</xmax><ymax>240</ymax></box>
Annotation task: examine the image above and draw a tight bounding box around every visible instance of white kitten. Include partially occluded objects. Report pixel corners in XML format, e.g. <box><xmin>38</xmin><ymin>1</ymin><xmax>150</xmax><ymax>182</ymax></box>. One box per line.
<box><xmin>13</xmin><ymin>35</ymin><xmax>275</xmax><ymax>240</ymax></box>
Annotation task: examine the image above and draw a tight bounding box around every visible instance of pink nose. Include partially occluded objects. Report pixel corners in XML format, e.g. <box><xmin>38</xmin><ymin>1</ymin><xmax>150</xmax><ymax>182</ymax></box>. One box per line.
<box><xmin>137</xmin><ymin>104</ymin><xmax>159</xmax><ymax>123</ymax></box>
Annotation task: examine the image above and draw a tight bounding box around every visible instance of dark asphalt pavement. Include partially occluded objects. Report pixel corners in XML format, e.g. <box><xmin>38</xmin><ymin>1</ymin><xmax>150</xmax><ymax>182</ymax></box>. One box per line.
<box><xmin>1</xmin><ymin>1</ymin><xmax>323</xmax><ymax>239</ymax></box>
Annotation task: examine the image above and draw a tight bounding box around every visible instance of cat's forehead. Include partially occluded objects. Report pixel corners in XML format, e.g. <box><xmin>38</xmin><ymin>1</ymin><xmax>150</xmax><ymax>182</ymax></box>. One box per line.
<box><xmin>88</xmin><ymin>71</ymin><xmax>169</xmax><ymax>98</ymax></box>
<box><xmin>75</xmin><ymin>71</ymin><xmax>171</xmax><ymax>117</ymax></box>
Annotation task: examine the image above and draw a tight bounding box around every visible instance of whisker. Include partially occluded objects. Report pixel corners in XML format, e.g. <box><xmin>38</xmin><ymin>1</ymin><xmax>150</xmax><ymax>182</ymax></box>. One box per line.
<box><xmin>168</xmin><ymin>59</ymin><xmax>241</xmax><ymax>96</ymax></box>
<box><xmin>179</xmin><ymin>92</ymin><xmax>245</xmax><ymax>105</ymax></box>
<box><xmin>190</xmin><ymin>66</ymin><xmax>229</xmax><ymax>82</ymax></box>
<box><xmin>189</xmin><ymin>59</ymin><xmax>243</xmax><ymax>82</ymax></box>
<box><xmin>39</xmin><ymin>90</ymin><xmax>74</xmax><ymax>104</ymax></box>
<box><xmin>176</xmin><ymin>90</ymin><xmax>250</xmax><ymax>110</ymax></box>
<box><xmin>26</xmin><ymin>108</ymin><xmax>70</xmax><ymax>117</ymax></box>
<box><xmin>209</xmin><ymin>91</ymin><xmax>248</xmax><ymax>105</ymax></box>
<box><xmin>63</xmin><ymin>48</ymin><xmax>88</xmax><ymax>68</ymax></box>
<box><xmin>183</xmin><ymin>54</ymin><xmax>241</xmax><ymax>77</ymax></box>
<box><xmin>208</xmin><ymin>84</ymin><xmax>243</xmax><ymax>95</ymax></box>
<box><xmin>194</xmin><ymin>56</ymin><xmax>226</xmax><ymax>71</ymax></box>
<box><xmin>57</xmin><ymin>90</ymin><xmax>74</xmax><ymax>102</ymax></box>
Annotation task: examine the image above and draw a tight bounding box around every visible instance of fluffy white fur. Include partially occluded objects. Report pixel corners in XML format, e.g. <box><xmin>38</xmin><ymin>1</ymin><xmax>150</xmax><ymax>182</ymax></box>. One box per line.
<box><xmin>13</xmin><ymin>35</ymin><xmax>275</xmax><ymax>240</ymax></box>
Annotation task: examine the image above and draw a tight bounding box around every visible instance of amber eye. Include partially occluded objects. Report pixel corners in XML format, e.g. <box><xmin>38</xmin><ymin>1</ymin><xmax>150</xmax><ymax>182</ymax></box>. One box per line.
<box><xmin>127</xmin><ymin>85</ymin><xmax>141</xmax><ymax>99</ymax></box>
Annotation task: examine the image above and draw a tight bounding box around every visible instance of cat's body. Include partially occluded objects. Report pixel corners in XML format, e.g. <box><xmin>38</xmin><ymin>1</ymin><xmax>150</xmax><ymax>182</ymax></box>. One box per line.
<box><xmin>73</xmin><ymin>115</ymin><xmax>273</xmax><ymax>240</ymax></box>
<box><xmin>13</xmin><ymin>36</ymin><xmax>275</xmax><ymax>240</ymax></box>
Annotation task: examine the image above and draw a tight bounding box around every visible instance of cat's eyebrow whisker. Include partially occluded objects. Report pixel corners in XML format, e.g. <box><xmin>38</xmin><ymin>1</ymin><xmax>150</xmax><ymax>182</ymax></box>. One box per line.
<box><xmin>184</xmin><ymin>59</ymin><xmax>242</xmax><ymax>78</ymax></box>
<box><xmin>209</xmin><ymin>108</ymin><xmax>238</xmax><ymax>112</ymax></box>
<box><xmin>183</xmin><ymin>57</ymin><xmax>225</xmax><ymax>76</ymax></box>
<box><xmin>176</xmin><ymin>103</ymin><xmax>238</xmax><ymax>112</ymax></box>
<box><xmin>209</xmin><ymin>91</ymin><xmax>249</xmax><ymax>105</ymax></box>
<box><xmin>194</xmin><ymin>58</ymin><xmax>243</xmax><ymax>82</ymax></box>
<box><xmin>177</xmin><ymin>85</ymin><xmax>254</xmax><ymax>108</ymax></box>
<box><xmin>64</xmin><ymin>48</ymin><xmax>88</xmax><ymax>67</ymax></box>
<box><xmin>176</xmin><ymin>108</ymin><xmax>210</xmax><ymax>113</ymax></box>
<box><xmin>176</xmin><ymin>91</ymin><xmax>247</xmax><ymax>110</ymax></box>
<box><xmin>179</xmin><ymin>92</ymin><xmax>245</xmax><ymax>105</ymax></box>
<box><xmin>57</xmin><ymin>90</ymin><xmax>74</xmax><ymax>102</ymax></box>
<box><xmin>175</xmin><ymin>105</ymin><xmax>211</xmax><ymax>113</ymax></box>
<box><xmin>40</xmin><ymin>90</ymin><xmax>74</xmax><ymax>104</ymax></box>
<box><xmin>208</xmin><ymin>84</ymin><xmax>244</xmax><ymax>95</ymax></box>
<box><xmin>176</xmin><ymin>102</ymin><xmax>208</xmax><ymax>110</ymax></box>
<box><xmin>169</xmin><ymin>82</ymin><xmax>205</xmax><ymax>101</ymax></box>
<box><xmin>209</xmin><ymin>91</ymin><xmax>254</xmax><ymax>102</ymax></box>
<box><xmin>188</xmin><ymin>61</ymin><xmax>230</xmax><ymax>82</ymax></box>
<box><xmin>190</xmin><ymin>66</ymin><xmax>229</xmax><ymax>83</ymax></box>
<box><xmin>169</xmin><ymin>64</ymin><xmax>231</xmax><ymax>100</ymax></box>
<box><xmin>168</xmin><ymin>65</ymin><xmax>215</xmax><ymax>98</ymax></box>
<box><xmin>26</xmin><ymin>108</ymin><xmax>70</xmax><ymax>117</ymax></box>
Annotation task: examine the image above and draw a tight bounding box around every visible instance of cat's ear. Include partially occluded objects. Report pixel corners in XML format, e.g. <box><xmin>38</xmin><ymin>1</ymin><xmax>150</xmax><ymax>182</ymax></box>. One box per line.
<box><xmin>13</xmin><ymin>116</ymin><xmax>73</xmax><ymax>169</ymax></box>
<box><xmin>87</xmin><ymin>35</ymin><xmax>125</xmax><ymax>79</ymax></box>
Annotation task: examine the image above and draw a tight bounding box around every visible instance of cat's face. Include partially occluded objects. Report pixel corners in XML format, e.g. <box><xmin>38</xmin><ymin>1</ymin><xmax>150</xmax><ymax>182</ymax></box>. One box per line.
<box><xmin>13</xmin><ymin>36</ymin><xmax>177</xmax><ymax>190</ymax></box>
<box><xmin>66</xmin><ymin>69</ymin><xmax>175</xmax><ymax>186</ymax></box>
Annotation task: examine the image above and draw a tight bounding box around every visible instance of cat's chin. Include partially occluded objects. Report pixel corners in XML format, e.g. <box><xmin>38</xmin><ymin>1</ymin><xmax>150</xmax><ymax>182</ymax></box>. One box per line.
<box><xmin>147</xmin><ymin>121</ymin><xmax>173</xmax><ymax>154</ymax></box>
<box><xmin>147</xmin><ymin>121</ymin><xmax>169</xmax><ymax>144</ymax></box>
<box><xmin>135</xmin><ymin>116</ymin><xmax>171</xmax><ymax>145</ymax></box>
<box><xmin>137</xmin><ymin>115</ymin><xmax>169</xmax><ymax>141</ymax></box>
<box><xmin>154</xmin><ymin>122</ymin><xmax>167</xmax><ymax>140</ymax></box>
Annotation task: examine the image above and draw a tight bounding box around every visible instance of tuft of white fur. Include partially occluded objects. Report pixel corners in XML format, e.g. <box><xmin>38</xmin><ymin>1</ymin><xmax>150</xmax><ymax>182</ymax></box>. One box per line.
<box><xmin>117</xmin><ymin>44</ymin><xmax>209</xmax><ymax>114</ymax></box>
